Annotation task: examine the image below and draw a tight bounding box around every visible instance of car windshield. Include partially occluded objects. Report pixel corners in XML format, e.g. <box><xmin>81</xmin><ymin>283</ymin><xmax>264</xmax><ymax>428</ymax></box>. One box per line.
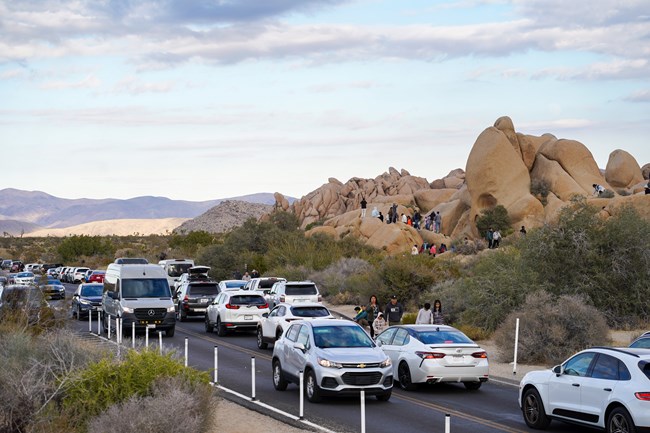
<box><xmin>285</xmin><ymin>284</ymin><xmax>317</xmax><ymax>295</ymax></box>
<box><xmin>225</xmin><ymin>281</ymin><xmax>246</xmax><ymax>289</ymax></box>
<box><xmin>290</xmin><ymin>306</ymin><xmax>330</xmax><ymax>318</ymax></box>
<box><xmin>630</xmin><ymin>338</ymin><xmax>650</xmax><ymax>349</ymax></box>
<box><xmin>230</xmin><ymin>295</ymin><xmax>266</xmax><ymax>306</ymax></box>
<box><xmin>16</xmin><ymin>272</ymin><xmax>34</xmax><ymax>278</ymax></box>
<box><xmin>167</xmin><ymin>263</ymin><xmax>193</xmax><ymax>277</ymax></box>
<box><xmin>81</xmin><ymin>285</ymin><xmax>104</xmax><ymax>297</ymax></box>
<box><xmin>121</xmin><ymin>279</ymin><xmax>171</xmax><ymax>298</ymax></box>
<box><xmin>313</xmin><ymin>325</ymin><xmax>374</xmax><ymax>348</ymax></box>
<box><xmin>416</xmin><ymin>329</ymin><xmax>475</xmax><ymax>345</ymax></box>
<box><xmin>188</xmin><ymin>283</ymin><xmax>219</xmax><ymax>296</ymax></box>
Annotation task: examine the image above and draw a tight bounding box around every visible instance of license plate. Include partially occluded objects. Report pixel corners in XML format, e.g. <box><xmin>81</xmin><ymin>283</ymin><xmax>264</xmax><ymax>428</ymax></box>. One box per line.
<box><xmin>244</xmin><ymin>315</ymin><xmax>253</xmax><ymax>320</ymax></box>
<box><xmin>200</xmin><ymin>299</ymin><xmax>209</xmax><ymax>303</ymax></box>
<box><xmin>147</xmin><ymin>324</ymin><xmax>156</xmax><ymax>329</ymax></box>
<box><xmin>194</xmin><ymin>308</ymin><xmax>206</xmax><ymax>312</ymax></box>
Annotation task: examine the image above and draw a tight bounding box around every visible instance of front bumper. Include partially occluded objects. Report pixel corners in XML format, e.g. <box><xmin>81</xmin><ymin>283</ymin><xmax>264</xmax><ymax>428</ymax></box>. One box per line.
<box><xmin>316</xmin><ymin>367</ymin><xmax>393</xmax><ymax>396</ymax></box>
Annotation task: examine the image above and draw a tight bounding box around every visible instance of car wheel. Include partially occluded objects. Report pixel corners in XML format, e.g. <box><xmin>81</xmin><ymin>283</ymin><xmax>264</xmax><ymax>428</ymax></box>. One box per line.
<box><xmin>522</xmin><ymin>388</ymin><xmax>551</xmax><ymax>430</ymax></box>
<box><xmin>376</xmin><ymin>389</ymin><xmax>392</xmax><ymax>401</ymax></box>
<box><xmin>204</xmin><ymin>316</ymin><xmax>213</xmax><ymax>333</ymax></box>
<box><xmin>398</xmin><ymin>361</ymin><xmax>417</xmax><ymax>391</ymax></box>
<box><xmin>216</xmin><ymin>317</ymin><xmax>227</xmax><ymax>337</ymax></box>
<box><xmin>272</xmin><ymin>359</ymin><xmax>288</xmax><ymax>391</ymax></box>
<box><xmin>305</xmin><ymin>370</ymin><xmax>322</xmax><ymax>403</ymax></box>
<box><xmin>257</xmin><ymin>327</ymin><xmax>268</xmax><ymax>349</ymax></box>
<box><xmin>607</xmin><ymin>407</ymin><xmax>636</xmax><ymax>433</ymax></box>
<box><xmin>179</xmin><ymin>309</ymin><xmax>187</xmax><ymax>322</ymax></box>
<box><xmin>464</xmin><ymin>381</ymin><xmax>482</xmax><ymax>391</ymax></box>
<box><xmin>166</xmin><ymin>326</ymin><xmax>175</xmax><ymax>338</ymax></box>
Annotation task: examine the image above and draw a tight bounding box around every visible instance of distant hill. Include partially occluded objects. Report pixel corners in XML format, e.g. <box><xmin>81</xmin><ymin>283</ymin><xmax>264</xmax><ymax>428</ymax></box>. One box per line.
<box><xmin>174</xmin><ymin>200</ymin><xmax>273</xmax><ymax>234</ymax></box>
<box><xmin>0</xmin><ymin>189</ymin><xmax>291</xmax><ymax>229</ymax></box>
<box><xmin>24</xmin><ymin>218</ymin><xmax>189</xmax><ymax>237</ymax></box>
<box><xmin>0</xmin><ymin>219</ymin><xmax>43</xmax><ymax>237</ymax></box>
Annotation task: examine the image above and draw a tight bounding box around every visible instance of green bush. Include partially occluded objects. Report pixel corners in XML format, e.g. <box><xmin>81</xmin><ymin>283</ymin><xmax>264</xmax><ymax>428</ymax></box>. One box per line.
<box><xmin>475</xmin><ymin>205</ymin><xmax>511</xmax><ymax>235</ymax></box>
<box><xmin>57</xmin><ymin>235</ymin><xmax>115</xmax><ymax>263</ymax></box>
<box><xmin>600</xmin><ymin>189</ymin><xmax>615</xmax><ymax>198</ymax></box>
<box><xmin>493</xmin><ymin>291</ymin><xmax>608</xmax><ymax>365</ymax></box>
<box><xmin>530</xmin><ymin>178</ymin><xmax>550</xmax><ymax>198</ymax></box>
<box><xmin>401</xmin><ymin>312</ymin><xmax>417</xmax><ymax>325</ymax></box>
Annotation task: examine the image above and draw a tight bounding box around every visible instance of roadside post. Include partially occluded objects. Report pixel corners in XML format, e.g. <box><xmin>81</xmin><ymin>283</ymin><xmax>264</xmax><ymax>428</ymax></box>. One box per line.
<box><xmin>184</xmin><ymin>337</ymin><xmax>189</xmax><ymax>367</ymax></box>
<box><xmin>360</xmin><ymin>390</ymin><xmax>366</xmax><ymax>433</ymax></box>
<box><xmin>97</xmin><ymin>310</ymin><xmax>101</xmax><ymax>334</ymax></box>
<box><xmin>132</xmin><ymin>323</ymin><xmax>135</xmax><ymax>348</ymax></box>
<box><xmin>88</xmin><ymin>309</ymin><xmax>92</xmax><ymax>332</ymax></box>
<box><xmin>513</xmin><ymin>317</ymin><xmax>520</xmax><ymax>375</ymax></box>
<box><xmin>108</xmin><ymin>315</ymin><xmax>111</xmax><ymax>340</ymax></box>
<box><xmin>158</xmin><ymin>331</ymin><xmax>163</xmax><ymax>355</ymax></box>
<box><xmin>299</xmin><ymin>370</ymin><xmax>304</xmax><ymax>419</ymax></box>
<box><xmin>445</xmin><ymin>414</ymin><xmax>451</xmax><ymax>433</ymax></box>
<box><xmin>145</xmin><ymin>326</ymin><xmax>149</xmax><ymax>348</ymax></box>
<box><xmin>213</xmin><ymin>346</ymin><xmax>218</xmax><ymax>383</ymax></box>
<box><xmin>251</xmin><ymin>356</ymin><xmax>257</xmax><ymax>401</ymax></box>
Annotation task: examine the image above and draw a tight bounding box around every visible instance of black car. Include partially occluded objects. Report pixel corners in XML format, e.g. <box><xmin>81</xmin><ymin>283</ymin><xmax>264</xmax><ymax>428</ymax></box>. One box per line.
<box><xmin>175</xmin><ymin>281</ymin><xmax>220</xmax><ymax>321</ymax></box>
<box><xmin>39</xmin><ymin>278</ymin><xmax>66</xmax><ymax>300</ymax></box>
<box><xmin>71</xmin><ymin>283</ymin><xmax>104</xmax><ymax>320</ymax></box>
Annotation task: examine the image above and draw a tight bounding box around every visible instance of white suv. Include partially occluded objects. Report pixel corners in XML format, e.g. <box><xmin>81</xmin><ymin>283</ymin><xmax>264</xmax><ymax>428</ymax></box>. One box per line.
<box><xmin>519</xmin><ymin>347</ymin><xmax>650</xmax><ymax>432</ymax></box>
<box><xmin>268</xmin><ymin>281</ymin><xmax>321</xmax><ymax>309</ymax></box>
<box><xmin>257</xmin><ymin>302</ymin><xmax>334</xmax><ymax>349</ymax></box>
<box><xmin>205</xmin><ymin>290</ymin><xmax>269</xmax><ymax>336</ymax></box>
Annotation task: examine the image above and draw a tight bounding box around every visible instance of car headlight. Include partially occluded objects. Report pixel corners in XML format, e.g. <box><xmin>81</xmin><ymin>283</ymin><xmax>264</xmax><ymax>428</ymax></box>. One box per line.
<box><xmin>79</xmin><ymin>299</ymin><xmax>91</xmax><ymax>305</ymax></box>
<box><xmin>167</xmin><ymin>306</ymin><xmax>175</xmax><ymax>312</ymax></box>
<box><xmin>122</xmin><ymin>306</ymin><xmax>134</xmax><ymax>313</ymax></box>
<box><xmin>318</xmin><ymin>357</ymin><xmax>343</xmax><ymax>369</ymax></box>
<box><xmin>380</xmin><ymin>357</ymin><xmax>392</xmax><ymax>368</ymax></box>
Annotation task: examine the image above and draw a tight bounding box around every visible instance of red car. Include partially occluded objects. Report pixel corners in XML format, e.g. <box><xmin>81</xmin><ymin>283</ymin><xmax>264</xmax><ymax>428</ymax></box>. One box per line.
<box><xmin>87</xmin><ymin>270</ymin><xmax>106</xmax><ymax>283</ymax></box>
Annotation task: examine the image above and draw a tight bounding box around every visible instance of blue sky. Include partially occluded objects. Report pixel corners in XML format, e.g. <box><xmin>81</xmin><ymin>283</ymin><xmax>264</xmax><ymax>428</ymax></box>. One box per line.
<box><xmin>1</xmin><ymin>0</ymin><xmax>648</xmax><ymax>201</ymax></box>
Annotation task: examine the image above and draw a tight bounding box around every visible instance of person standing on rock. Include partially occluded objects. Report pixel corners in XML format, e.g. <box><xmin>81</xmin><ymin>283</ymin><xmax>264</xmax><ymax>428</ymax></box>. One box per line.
<box><xmin>360</xmin><ymin>196</ymin><xmax>367</xmax><ymax>218</ymax></box>
<box><xmin>378</xmin><ymin>211</ymin><xmax>384</xmax><ymax>222</ymax></box>
<box><xmin>486</xmin><ymin>228</ymin><xmax>494</xmax><ymax>249</ymax></box>
<box><xmin>413</xmin><ymin>210</ymin><xmax>421</xmax><ymax>230</ymax></box>
<box><xmin>371</xmin><ymin>206</ymin><xmax>379</xmax><ymax>218</ymax></box>
<box><xmin>391</xmin><ymin>203</ymin><xmax>398</xmax><ymax>223</ymax></box>
<box><xmin>493</xmin><ymin>229</ymin><xmax>502</xmax><ymax>248</ymax></box>
<box><xmin>520</xmin><ymin>226</ymin><xmax>527</xmax><ymax>236</ymax></box>
<box><xmin>387</xmin><ymin>207</ymin><xmax>393</xmax><ymax>224</ymax></box>
<box><xmin>384</xmin><ymin>295</ymin><xmax>403</xmax><ymax>326</ymax></box>
<box><xmin>434</xmin><ymin>211</ymin><xmax>442</xmax><ymax>234</ymax></box>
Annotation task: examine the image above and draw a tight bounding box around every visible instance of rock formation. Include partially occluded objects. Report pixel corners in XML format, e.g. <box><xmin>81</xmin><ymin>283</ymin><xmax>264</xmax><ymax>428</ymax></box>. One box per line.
<box><xmin>174</xmin><ymin>200</ymin><xmax>272</xmax><ymax>234</ymax></box>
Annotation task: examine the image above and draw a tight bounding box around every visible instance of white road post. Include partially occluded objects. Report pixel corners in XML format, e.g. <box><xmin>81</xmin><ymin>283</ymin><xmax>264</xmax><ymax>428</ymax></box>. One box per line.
<box><xmin>513</xmin><ymin>317</ymin><xmax>520</xmax><ymax>375</ymax></box>
<box><xmin>213</xmin><ymin>346</ymin><xmax>218</xmax><ymax>384</ymax></box>
<box><xmin>145</xmin><ymin>326</ymin><xmax>149</xmax><ymax>348</ymax></box>
<box><xmin>158</xmin><ymin>331</ymin><xmax>163</xmax><ymax>355</ymax></box>
<box><xmin>251</xmin><ymin>356</ymin><xmax>256</xmax><ymax>401</ymax></box>
<box><xmin>299</xmin><ymin>370</ymin><xmax>304</xmax><ymax>419</ymax></box>
<box><xmin>88</xmin><ymin>309</ymin><xmax>92</xmax><ymax>332</ymax></box>
<box><xmin>108</xmin><ymin>315</ymin><xmax>111</xmax><ymax>340</ymax></box>
<box><xmin>445</xmin><ymin>414</ymin><xmax>451</xmax><ymax>433</ymax></box>
<box><xmin>184</xmin><ymin>337</ymin><xmax>189</xmax><ymax>367</ymax></box>
<box><xmin>97</xmin><ymin>310</ymin><xmax>101</xmax><ymax>334</ymax></box>
<box><xmin>132</xmin><ymin>323</ymin><xmax>135</xmax><ymax>348</ymax></box>
<box><xmin>360</xmin><ymin>390</ymin><xmax>366</xmax><ymax>433</ymax></box>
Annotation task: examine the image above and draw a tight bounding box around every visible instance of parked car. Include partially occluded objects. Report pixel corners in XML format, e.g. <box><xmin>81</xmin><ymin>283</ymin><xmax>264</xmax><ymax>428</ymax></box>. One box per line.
<box><xmin>268</xmin><ymin>281</ymin><xmax>321</xmax><ymax>309</ymax></box>
<box><xmin>39</xmin><ymin>279</ymin><xmax>66</xmax><ymax>300</ymax></box>
<box><xmin>629</xmin><ymin>332</ymin><xmax>650</xmax><ymax>349</ymax></box>
<box><xmin>71</xmin><ymin>283</ymin><xmax>104</xmax><ymax>320</ymax></box>
<box><xmin>13</xmin><ymin>271</ymin><xmax>35</xmax><ymax>285</ymax></box>
<box><xmin>519</xmin><ymin>346</ymin><xmax>650</xmax><ymax>432</ymax></box>
<box><xmin>173</xmin><ymin>266</ymin><xmax>211</xmax><ymax>294</ymax></box>
<box><xmin>244</xmin><ymin>277</ymin><xmax>286</xmax><ymax>296</ymax></box>
<box><xmin>71</xmin><ymin>267</ymin><xmax>90</xmax><ymax>283</ymax></box>
<box><xmin>376</xmin><ymin>324</ymin><xmax>488</xmax><ymax>391</ymax></box>
<box><xmin>271</xmin><ymin>319</ymin><xmax>393</xmax><ymax>402</ymax></box>
<box><xmin>0</xmin><ymin>276</ymin><xmax>7</xmax><ymax>287</ymax></box>
<box><xmin>175</xmin><ymin>280</ymin><xmax>221</xmax><ymax>321</ymax></box>
<box><xmin>63</xmin><ymin>267</ymin><xmax>76</xmax><ymax>283</ymax></box>
<box><xmin>217</xmin><ymin>279</ymin><xmax>247</xmax><ymax>292</ymax></box>
<box><xmin>257</xmin><ymin>302</ymin><xmax>334</xmax><ymax>349</ymax></box>
<box><xmin>205</xmin><ymin>290</ymin><xmax>269</xmax><ymax>336</ymax></box>
<box><xmin>47</xmin><ymin>267</ymin><xmax>61</xmax><ymax>278</ymax></box>
<box><xmin>87</xmin><ymin>270</ymin><xmax>106</xmax><ymax>283</ymax></box>
<box><xmin>1</xmin><ymin>259</ymin><xmax>13</xmax><ymax>270</ymax></box>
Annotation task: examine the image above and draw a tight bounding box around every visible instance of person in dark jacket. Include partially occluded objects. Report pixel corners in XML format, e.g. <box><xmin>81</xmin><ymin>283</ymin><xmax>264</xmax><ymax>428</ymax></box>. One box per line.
<box><xmin>384</xmin><ymin>295</ymin><xmax>404</xmax><ymax>326</ymax></box>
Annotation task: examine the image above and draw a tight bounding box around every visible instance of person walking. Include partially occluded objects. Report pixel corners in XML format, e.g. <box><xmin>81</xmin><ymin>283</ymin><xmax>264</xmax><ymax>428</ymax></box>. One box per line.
<box><xmin>372</xmin><ymin>312</ymin><xmax>387</xmax><ymax>337</ymax></box>
<box><xmin>486</xmin><ymin>228</ymin><xmax>494</xmax><ymax>249</ymax></box>
<box><xmin>384</xmin><ymin>295</ymin><xmax>404</xmax><ymax>326</ymax></box>
<box><xmin>520</xmin><ymin>225</ymin><xmax>527</xmax><ymax>236</ymax></box>
<box><xmin>365</xmin><ymin>295</ymin><xmax>380</xmax><ymax>339</ymax></box>
<box><xmin>415</xmin><ymin>302</ymin><xmax>433</xmax><ymax>324</ymax></box>
<box><xmin>432</xmin><ymin>299</ymin><xmax>444</xmax><ymax>324</ymax></box>
<box><xmin>360</xmin><ymin>196</ymin><xmax>367</xmax><ymax>218</ymax></box>
<box><xmin>391</xmin><ymin>203</ymin><xmax>398</xmax><ymax>223</ymax></box>
<box><xmin>434</xmin><ymin>211</ymin><xmax>442</xmax><ymax>234</ymax></box>
<box><xmin>493</xmin><ymin>229</ymin><xmax>502</xmax><ymax>248</ymax></box>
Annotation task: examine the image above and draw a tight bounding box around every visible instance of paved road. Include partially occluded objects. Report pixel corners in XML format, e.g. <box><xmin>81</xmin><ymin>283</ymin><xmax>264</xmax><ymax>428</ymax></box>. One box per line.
<box><xmin>60</xmin><ymin>283</ymin><xmax>592</xmax><ymax>433</ymax></box>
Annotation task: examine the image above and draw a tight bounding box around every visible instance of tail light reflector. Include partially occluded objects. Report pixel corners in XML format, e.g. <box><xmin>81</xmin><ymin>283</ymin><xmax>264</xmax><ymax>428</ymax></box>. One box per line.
<box><xmin>257</xmin><ymin>303</ymin><xmax>269</xmax><ymax>309</ymax></box>
<box><xmin>472</xmin><ymin>351</ymin><xmax>488</xmax><ymax>359</ymax></box>
<box><xmin>225</xmin><ymin>303</ymin><xmax>240</xmax><ymax>309</ymax></box>
<box><xmin>635</xmin><ymin>392</ymin><xmax>650</xmax><ymax>401</ymax></box>
<box><xmin>416</xmin><ymin>351</ymin><xmax>445</xmax><ymax>359</ymax></box>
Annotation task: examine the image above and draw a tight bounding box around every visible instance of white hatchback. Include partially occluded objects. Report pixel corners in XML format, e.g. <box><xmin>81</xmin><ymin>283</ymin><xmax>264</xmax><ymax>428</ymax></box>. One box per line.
<box><xmin>205</xmin><ymin>290</ymin><xmax>269</xmax><ymax>336</ymax></box>
<box><xmin>257</xmin><ymin>302</ymin><xmax>334</xmax><ymax>349</ymax></box>
<box><xmin>519</xmin><ymin>347</ymin><xmax>650</xmax><ymax>432</ymax></box>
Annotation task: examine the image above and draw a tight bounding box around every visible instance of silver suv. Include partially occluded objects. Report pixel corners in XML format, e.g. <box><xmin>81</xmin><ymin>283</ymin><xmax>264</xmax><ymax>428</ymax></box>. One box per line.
<box><xmin>271</xmin><ymin>319</ymin><xmax>393</xmax><ymax>402</ymax></box>
<box><xmin>268</xmin><ymin>281</ymin><xmax>321</xmax><ymax>309</ymax></box>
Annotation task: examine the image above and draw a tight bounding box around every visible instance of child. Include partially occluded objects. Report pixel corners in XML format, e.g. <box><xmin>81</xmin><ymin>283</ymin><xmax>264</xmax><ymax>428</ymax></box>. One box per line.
<box><xmin>373</xmin><ymin>312</ymin><xmax>387</xmax><ymax>336</ymax></box>
<box><xmin>353</xmin><ymin>306</ymin><xmax>369</xmax><ymax>327</ymax></box>
<box><xmin>415</xmin><ymin>302</ymin><xmax>433</xmax><ymax>324</ymax></box>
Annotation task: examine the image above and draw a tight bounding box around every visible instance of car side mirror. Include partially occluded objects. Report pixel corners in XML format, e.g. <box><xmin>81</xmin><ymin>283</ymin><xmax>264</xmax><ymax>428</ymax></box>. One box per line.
<box><xmin>552</xmin><ymin>365</ymin><xmax>562</xmax><ymax>376</ymax></box>
<box><xmin>293</xmin><ymin>342</ymin><xmax>306</xmax><ymax>353</ymax></box>
<box><xmin>262</xmin><ymin>313</ymin><xmax>269</xmax><ymax>318</ymax></box>
<box><xmin>376</xmin><ymin>340</ymin><xmax>382</xmax><ymax>347</ymax></box>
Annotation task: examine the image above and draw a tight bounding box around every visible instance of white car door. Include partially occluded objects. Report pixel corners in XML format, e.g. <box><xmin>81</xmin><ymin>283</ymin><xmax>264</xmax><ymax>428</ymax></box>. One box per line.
<box><xmin>376</xmin><ymin>328</ymin><xmax>399</xmax><ymax>367</ymax></box>
<box><xmin>548</xmin><ymin>352</ymin><xmax>597</xmax><ymax>417</ymax></box>
<box><xmin>580</xmin><ymin>353</ymin><xmax>623</xmax><ymax>424</ymax></box>
<box><xmin>262</xmin><ymin>305</ymin><xmax>283</xmax><ymax>338</ymax></box>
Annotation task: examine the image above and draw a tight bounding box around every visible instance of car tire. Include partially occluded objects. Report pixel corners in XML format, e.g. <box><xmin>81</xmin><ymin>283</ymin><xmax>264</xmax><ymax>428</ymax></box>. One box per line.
<box><xmin>607</xmin><ymin>407</ymin><xmax>635</xmax><ymax>433</ymax></box>
<box><xmin>398</xmin><ymin>361</ymin><xmax>418</xmax><ymax>391</ymax></box>
<box><xmin>216</xmin><ymin>317</ymin><xmax>227</xmax><ymax>337</ymax></box>
<box><xmin>464</xmin><ymin>381</ymin><xmax>482</xmax><ymax>391</ymax></box>
<box><xmin>305</xmin><ymin>369</ymin><xmax>322</xmax><ymax>403</ymax></box>
<box><xmin>179</xmin><ymin>309</ymin><xmax>187</xmax><ymax>322</ymax></box>
<box><xmin>166</xmin><ymin>326</ymin><xmax>175</xmax><ymax>337</ymax></box>
<box><xmin>257</xmin><ymin>327</ymin><xmax>268</xmax><ymax>349</ymax></box>
<box><xmin>204</xmin><ymin>316</ymin><xmax>213</xmax><ymax>333</ymax></box>
<box><xmin>376</xmin><ymin>389</ymin><xmax>392</xmax><ymax>401</ymax></box>
<box><xmin>272</xmin><ymin>359</ymin><xmax>288</xmax><ymax>391</ymax></box>
<box><xmin>522</xmin><ymin>388</ymin><xmax>551</xmax><ymax>430</ymax></box>
<box><xmin>275</xmin><ymin>328</ymin><xmax>283</xmax><ymax>341</ymax></box>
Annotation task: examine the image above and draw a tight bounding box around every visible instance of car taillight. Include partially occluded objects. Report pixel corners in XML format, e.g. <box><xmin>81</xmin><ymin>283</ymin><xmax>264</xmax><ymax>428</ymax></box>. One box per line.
<box><xmin>280</xmin><ymin>295</ymin><xmax>285</xmax><ymax>302</ymax></box>
<box><xmin>182</xmin><ymin>295</ymin><xmax>189</xmax><ymax>304</ymax></box>
<box><xmin>318</xmin><ymin>295</ymin><xmax>322</xmax><ymax>302</ymax></box>
<box><xmin>257</xmin><ymin>303</ymin><xmax>268</xmax><ymax>309</ymax></box>
<box><xmin>416</xmin><ymin>351</ymin><xmax>445</xmax><ymax>359</ymax></box>
<box><xmin>225</xmin><ymin>303</ymin><xmax>240</xmax><ymax>309</ymax></box>
<box><xmin>635</xmin><ymin>392</ymin><xmax>650</xmax><ymax>401</ymax></box>
<box><xmin>472</xmin><ymin>351</ymin><xmax>488</xmax><ymax>359</ymax></box>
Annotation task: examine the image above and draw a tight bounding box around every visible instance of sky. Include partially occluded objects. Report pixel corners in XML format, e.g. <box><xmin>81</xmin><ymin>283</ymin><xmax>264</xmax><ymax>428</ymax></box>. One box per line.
<box><xmin>1</xmin><ymin>0</ymin><xmax>648</xmax><ymax>202</ymax></box>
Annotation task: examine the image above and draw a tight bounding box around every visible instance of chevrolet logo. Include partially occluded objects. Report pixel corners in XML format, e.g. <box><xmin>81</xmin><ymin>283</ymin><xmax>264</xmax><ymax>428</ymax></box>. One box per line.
<box><xmin>357</xmin><ymin>363</ymin><xmax>366</xmax><ymax>368</ymax></box>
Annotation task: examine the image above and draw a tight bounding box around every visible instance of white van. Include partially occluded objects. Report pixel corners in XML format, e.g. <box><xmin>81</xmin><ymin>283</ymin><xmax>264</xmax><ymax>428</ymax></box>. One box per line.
<box><xmin>158</xmin><ymin>259</ymin><xmax>195</xmax><ymax>290</ymax></box>
<box><xmin>102</xmin><ymin>258</ymin><xmax>176</xmax><ymax>337</ymax></box>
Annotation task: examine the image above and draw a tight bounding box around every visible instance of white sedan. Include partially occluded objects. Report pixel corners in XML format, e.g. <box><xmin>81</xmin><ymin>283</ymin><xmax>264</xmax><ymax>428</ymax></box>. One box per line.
<box><xmin>376</xmin><ymin>324</ymin><xmax>489</xmax><ymax>391</ymax></box>
<box><xmin>256</xmin><ymin>302</ymin><xmax>334</xmax><ymax>349</ymax></box>
<box><xmin>205</xmin><ymin>290</ymin><xmax>269</xmax><ymax>336</ymax></box>
<box><xmin>13</xmin><ymin>272</ymin><xmax>36</xmax><ymax>285</ymax></box>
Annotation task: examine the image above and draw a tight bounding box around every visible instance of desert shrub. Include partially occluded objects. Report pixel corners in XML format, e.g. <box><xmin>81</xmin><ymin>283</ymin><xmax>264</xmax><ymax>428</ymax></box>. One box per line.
<box><xmin>266</xmin><ymin>264</ymin><xmax>312</xmax><ymax>281</ymax></box>
<box><xmin>493</xmin><ymin>291</ymin><xmax>609</xmax><ymax>365</ymax></box>
<box><xmin>616</xmin><ymin>189</ymin><xmax>630</xmax><ymax>196</ymax></box>
<box><xmin>304</xmin><ymin>219</ymin><xmax>325</xmax><ymax>231</ymax></box>
<box><xmin>401</xmin><ymin>312</ymin><xmax>417</xmax><ymax>325</ymax></box>
<box><xmin>169</xmin><ymin>231</ymin><xmax>215</xmax><ymax>255</ymax></box>
<box><xmin>600</xmin><ymin>189</ymin><xmax>615</xmax><ymax>198</ymax></box>
<box><xmin>309</xmin><ymin>257</ymin><xmax>374</xmax><ymax>297</ymax></box>
<box><xmin>58</xmin><ymin>235</ymin><xmax>115</xmax><ymax>262</ymax></box>
<box><xmin>62</xmin><ymin>349</ymin><xmax>210</xmax><ymax>427</ymax></box>
<box><xmin>268</xmin><ymin>210</ymin><xmax>300</xmax><ymax>231</ymax></box>
<box><xmin>530</xmin><ymin>178</ymin><xmax>550</xmax><ymax>197</ymax></box>
<box><xmin>454</xmin><ymin>324</ymin><xmax>491</xmax><ymax>341</ymax></box>
<box><xmin>475</xmin><ymin>205</ymin><xmax>511</xmax><ymax>235</ymax></box>
<box><xmin>452</xmin><ymin>238</ymin><xmax>487</xmax><ymax>255</ymax></box>
<box><xmin>87</xmin><ymin>376</ymin><xmax>213</xmax><ymax>433</ymax></box>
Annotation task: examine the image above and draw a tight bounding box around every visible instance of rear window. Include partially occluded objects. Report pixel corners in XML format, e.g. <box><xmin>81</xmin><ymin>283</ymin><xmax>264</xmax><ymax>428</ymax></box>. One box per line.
<box><xmin>224</xmin><ymin>281</ymin><xmax>247</xmax><ymax>289</ymax></box>
<box><xmin>415</xmin><ymin>330</ymin><xmax>474</xmax><ymax>345</ymax></box>
<box><xmin>640</xmin><ymin>361</ymin><xmax>650</xmax><ymax>381</ymax></box>
<box><xmin>76</xmin><ymin>268</ymin><xmax>89</xmax><ymax>273</ymax></box>
<box><xmin>167</xmin><ymin>263</ymin><xmax>193</xmax><ymax>277</ymax></box>
<box><xmin>259</xmin><ymin>278</ymin><xmax>282</xmax><ymax>289</ymax></box>
<box><xmin>285</xmin><ymin>284</ymin><xmax>318</xmax><ymax>295</ymax></box>
<box><xmin>290</xmin><ymin>306</ymin><xmax>330</xmax><ymax>318</ymax></box>
<box><xmin>230</xmin><ymin>295</ymin><xmax>266</xmax><ymax>306</ymax></box>
<box><xmin>188</xmin><ymin>283</ymin><xmax>219</xmax><ymax>296</ymax></box>
<box><xmin>81</xmin><ymin>285</ymin><xmax>103</xmax><ymax>297</ymax></box>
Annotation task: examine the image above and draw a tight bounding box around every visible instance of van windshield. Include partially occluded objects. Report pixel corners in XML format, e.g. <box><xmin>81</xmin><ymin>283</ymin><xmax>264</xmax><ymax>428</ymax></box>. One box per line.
<box><xmin>122</xmin><ymin>279</ymin><xmax>171</xmax><ymax>298</ymax></box>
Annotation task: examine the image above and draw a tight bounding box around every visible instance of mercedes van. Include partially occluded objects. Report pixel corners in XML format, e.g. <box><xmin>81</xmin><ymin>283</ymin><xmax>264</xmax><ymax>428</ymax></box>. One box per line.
<box><xmin>102</xmin><ymin>258</ymin><xmax>176</xmax><ymax>337</ymax></box>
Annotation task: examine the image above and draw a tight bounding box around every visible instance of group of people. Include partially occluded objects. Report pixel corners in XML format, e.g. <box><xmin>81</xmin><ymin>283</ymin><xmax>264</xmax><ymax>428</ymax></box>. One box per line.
<box><xmin>485</xmin><ymin>227</ymin><xmax>502</xmax><ymax>249</ymax></box>
<box><xmin>364</xmin><ymin>200</ymin><xmax>442</xmax><ymax>234</ymax></box>
<box><xmin>352</xmin><ymin>295</ymin><xmax>444</xmax><ymax>339</ymax></box>
<box><xmin>410</xmin><ymin>242</ymin><xmax>448</xmax><ymax>256</ymax></box>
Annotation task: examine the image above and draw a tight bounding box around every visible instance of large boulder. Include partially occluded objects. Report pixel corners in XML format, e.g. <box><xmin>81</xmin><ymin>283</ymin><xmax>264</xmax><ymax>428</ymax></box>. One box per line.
<box><xmin>413</xmin><ymin>189</ymin><xmax>457</xmax><ymax>213</ymax></box>
<box><xmin>605</xmin><ymin>149</ymin><xmax>644</xmax><ymax>188</ymax></box>
<box><xmin>642</xmin><ymin>163</ymin><xmax>650</xmax><ymax>180</ymax></box>
<box><xmin>530</xmin><ymin>153</ymin><xmax>590</xmax><ymax>200</ymax></box>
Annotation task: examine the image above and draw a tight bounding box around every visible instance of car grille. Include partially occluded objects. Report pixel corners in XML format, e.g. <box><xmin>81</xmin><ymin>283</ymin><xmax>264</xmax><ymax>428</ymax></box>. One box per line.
<box><xmin>341</xmin><ymin>362</ymin><xmax>381</xmax><ymax>368</ymax></box>
<box><xmin>341</xmin><ymin>372</ymin><xmax>383</xmax><ymax>386</ymax></box>
<box><xmin>134</xmin><ymin>308</ymin><xmax>167</xmax><ymax>320</ymax></box>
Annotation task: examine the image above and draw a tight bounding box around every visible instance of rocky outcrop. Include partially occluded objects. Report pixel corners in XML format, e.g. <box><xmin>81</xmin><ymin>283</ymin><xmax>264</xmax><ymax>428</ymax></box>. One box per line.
<box><xmin>605</xmin><ymin>150</ymin><xmax>644</xmax><ymax>189</ymax></box>
<box><xmin>642</xmin><ymin>163</ymin><xmax>650</xmax><ymax>180</ymax></box>
<box><xmin>174</xmin><ymin>200</ymin><xmax>273</xmax><ymax>234</ymax></box>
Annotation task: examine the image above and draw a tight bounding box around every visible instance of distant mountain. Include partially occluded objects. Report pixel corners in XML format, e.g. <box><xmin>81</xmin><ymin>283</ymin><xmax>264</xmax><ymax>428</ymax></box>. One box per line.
<box><xmin>0</xmin><ymin>219</ymin><xmax>42</xmax><ymax>237</ymax></box>
<box><xmin>0</xmin><ymin>188</ymin><xmax>292</xmax><ymax>229</ymax></box>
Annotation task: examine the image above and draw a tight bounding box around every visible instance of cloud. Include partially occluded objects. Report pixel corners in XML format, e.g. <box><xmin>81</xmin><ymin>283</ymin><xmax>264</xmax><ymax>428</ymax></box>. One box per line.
<box><xmin>113</xmin><ymin>76</ymin><xmax>174</xmax><ymax>94</ymax></box>
<box><xmin>624</xmin><ymin>89</ymin><xmax>650</xmax><ymax>103</ymax></box>
<box><xmin>39</xmin><ymin>74</ymin><xmax>101</xmax><ymax>90</ymax></box>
